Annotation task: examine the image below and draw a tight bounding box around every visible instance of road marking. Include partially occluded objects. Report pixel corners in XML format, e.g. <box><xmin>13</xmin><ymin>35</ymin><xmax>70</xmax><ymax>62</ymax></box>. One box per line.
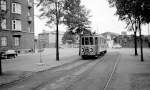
<box><xmin>103</xmin><ymin>54</ymin><xmax>120</xmax><ymax>90</ymax></box>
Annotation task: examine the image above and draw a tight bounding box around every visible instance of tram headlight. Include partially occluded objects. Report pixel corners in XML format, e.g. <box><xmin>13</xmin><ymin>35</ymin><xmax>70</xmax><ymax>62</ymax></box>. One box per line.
<box><xmin>90</xmin><ymin>48</ymin><xmax>93</xmax><ymax>52</ymax></box>
<box><xmin>81</xmin><ymin>48</ymin><xmax>84</xmax><ymax>52</ymax></box>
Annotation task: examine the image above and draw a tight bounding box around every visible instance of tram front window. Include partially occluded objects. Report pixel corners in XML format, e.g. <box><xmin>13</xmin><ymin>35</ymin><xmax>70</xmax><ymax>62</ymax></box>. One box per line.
<box><xmin>90</xmin><ymin>37</ymin><xmax>93</xmax><ymax>45</ymax></box>
<box><xmin>82</xmin><ymin>37</ymin><xmax>84</xmax><ymax>45</ymax></box>
<box><xmin>82</xmin><ymin>37</ymin><xmax>94</xmax><ymax>45</ymax></box>
<box><xmin>95</xmin><ymin>37</ymin><xmax>98</xmax><ymax>44</ymax></box>
<box><xmin>85</xmin><ymin>37</ymin><xmax>89</xmax><ymax>45</ymax></box>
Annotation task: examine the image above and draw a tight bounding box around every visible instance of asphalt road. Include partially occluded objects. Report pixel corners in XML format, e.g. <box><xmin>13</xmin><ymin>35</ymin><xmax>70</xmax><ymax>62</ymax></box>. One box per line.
<box><xmin>0</xmin><ymin>51</ymin><xmax>120</xmax><ymax>90</ymax></box>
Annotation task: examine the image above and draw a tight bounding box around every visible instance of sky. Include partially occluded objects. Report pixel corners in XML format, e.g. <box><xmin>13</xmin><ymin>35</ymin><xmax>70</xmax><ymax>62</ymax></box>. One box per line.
<box><xmin>34</xmin><ymin>0</ymin><xmax>149</xmax><ymax>36</ymax></box>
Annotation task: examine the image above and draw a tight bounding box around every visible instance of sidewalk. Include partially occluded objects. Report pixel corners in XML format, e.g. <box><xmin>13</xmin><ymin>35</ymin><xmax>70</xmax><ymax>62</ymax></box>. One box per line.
<box><xmin>0</xmin><ymin>48</ymin><xmax>79</xmax><ymax>86</ymax></box>
<box><xmin>109</xmin><ymin>48</ymin><xmax>150</xmax><ymax>90</ymax></box>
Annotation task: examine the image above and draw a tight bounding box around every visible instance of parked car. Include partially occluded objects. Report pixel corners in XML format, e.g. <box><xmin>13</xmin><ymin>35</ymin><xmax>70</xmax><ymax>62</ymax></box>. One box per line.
<box><xmin>112</xmin><ymin>44</ymin><xmax>122</xmax><ymax>49</ymax></box>
<box><xmin>3</xmin><ymin>50</ymin><xmax>18</xmax><ymax>59</ymax></box>
<box><xmin>0</xmin><ymin>51</ymin><xmax>7</xmax><ymax>59</ymax></box>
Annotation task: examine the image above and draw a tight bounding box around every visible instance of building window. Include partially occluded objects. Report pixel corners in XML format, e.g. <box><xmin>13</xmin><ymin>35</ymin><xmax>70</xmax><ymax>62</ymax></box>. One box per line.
<box><xmin>1</xmin><ymin>19</ymin><xmax>6</xmax><ymax>29</ymax></box>
<box><xmin>14</xmin><ymin>37</ymin><xmax>20</xmax><ymax>46</ymax></box>
<box><xmin>12</xmin><ymin>3</ymin><xmax>21</xmax><ymax>14</ymax></box>
<box><xmin>1</xmin><ymin>37</ymin><xmax>7</xmax><ymax>46</ymax></box>
<box><xmin>1</xmin><ymin>0</ymin><xmax>6</xmax><ymax>11</ymax></box>
<box><xmin>12</xmin><ymin>20</ymin><xmax>22</xmax><ymax>31</ymax></box>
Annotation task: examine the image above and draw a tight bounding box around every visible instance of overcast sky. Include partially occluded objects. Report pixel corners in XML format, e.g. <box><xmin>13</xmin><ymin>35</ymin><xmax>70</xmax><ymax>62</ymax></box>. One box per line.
<box><xmin>34</xmin><ymin>0</ymin><xmax>149</xmax><ymax>36</ymax></box>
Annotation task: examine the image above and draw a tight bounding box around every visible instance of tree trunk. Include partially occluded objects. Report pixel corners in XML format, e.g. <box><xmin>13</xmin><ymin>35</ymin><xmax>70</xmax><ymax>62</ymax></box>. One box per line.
<box><xmin>138</xmin><ymin>18</ymin><xmax>144</xmax><ymax>62</ymax></box>
<box><xmin>134</xmin><ymin>31</ymin><xmax>138</xmax><ymax>56</ymax></box>
<box><xmin>55</xmin><ymin>1</ymin><xmax>59</xmax><ymax>61</ymax></box>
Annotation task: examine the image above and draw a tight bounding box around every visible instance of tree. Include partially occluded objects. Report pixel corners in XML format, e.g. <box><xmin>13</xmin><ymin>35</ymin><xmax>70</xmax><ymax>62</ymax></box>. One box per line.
<box><xmin>37</xmin><ymin>0</ymin><xmax>91</xmax><ymax>60</ymax></box>
<box><xmin>108</xmin><ymin>0</ymin><xmax>150</xmax><ymax>61</ymax></box>
<box><xmin>37</xmin><ymin>0</ymin><xmax>65</xmax><ymax>61</ymax></box>
<box><xmin>63</xmin><ymin>0</ymin><xmax>91</xmax><ymax>34</ymax></box>
<box><xmin>125</xmin><ymin>16</ymin><xmax>138</xmax><ymax>56</ymax></box>
<box><xmin>62</xmin><ymin>31</ymin><xmax>76</xmax><ymax>44</ymax></box>
<box><xmin>0</xmin><ymin>0</ymin><xmax>7</xmax><ymax>75</ymax></box>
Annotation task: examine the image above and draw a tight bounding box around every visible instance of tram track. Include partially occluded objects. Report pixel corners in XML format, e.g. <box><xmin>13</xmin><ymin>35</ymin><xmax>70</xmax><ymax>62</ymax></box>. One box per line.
<box><xmin>34</xmin><ymin>52</ymin><xmax>120</xmax><ymax>90</ymax></box>
<box><xmin>33</xmin><ymin>55</ymin><xmax>106</xmax><ymax>90</ymax></box>
<box><xmin>0</xmin><ymin>52</ymin><xmax>119</xmax><ymax>90</ymax></box>
<box><xmin>62</xmin><ymin>52</ymin><xmax>120</xmax><ymax>90</ymax></box>
<box><xmin>103</xmin><ymin>53</ymin><xmax>120</xmax><ymax>90</ymax></box>
<box><xmin>34</xmin><ymin>53</ymin><xmax>108</xmax><ymax>90</ymax></box>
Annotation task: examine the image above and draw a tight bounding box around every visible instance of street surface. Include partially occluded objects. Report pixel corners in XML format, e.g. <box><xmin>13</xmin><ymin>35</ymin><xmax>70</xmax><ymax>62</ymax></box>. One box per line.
<box><xmin>0</xmin><ymin>48</ymin><xmax>150</xmax><ymax>90</ymax></box>
<box><xmin>0</xmin><ymin>49</ymin><xmax>120</xmax><ymax>90</ymax></box>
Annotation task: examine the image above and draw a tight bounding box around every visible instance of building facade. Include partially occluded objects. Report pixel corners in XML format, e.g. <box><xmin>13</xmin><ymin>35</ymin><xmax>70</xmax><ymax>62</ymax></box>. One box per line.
<box><xmin>0</xmin><ymin>0</ymin><xmax>34</xmax><ymax>52</ymax></box>
<box><xmin>114</xmin><ymin>35</ymin><xmax>150</xmax><ymax>48</ymax></box>
<box><xmin>101</xmin><ymin>32</ymin><xmax>119</xmax><ymax>48</ymax></box>
<box><xmin>38</xmin><ymin>30</ymin><xmax>64</xmax><ymax>48</ymax></box>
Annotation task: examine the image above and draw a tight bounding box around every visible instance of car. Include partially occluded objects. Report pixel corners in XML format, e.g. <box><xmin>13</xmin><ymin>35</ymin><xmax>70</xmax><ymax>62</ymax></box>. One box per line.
<box><xmin>112</xmin><ymin>44</ymin><xmax>122</xmax><ymax>49</ymax></box>
<box><xmin>3</xmin><ymin>50</ymin><xmax>18</xmax><ymax>59</ymax></box>
<box><xmin>0</xmin><ymin>51</ymin><xmax>7</xmax><ymax>59</ymax></box>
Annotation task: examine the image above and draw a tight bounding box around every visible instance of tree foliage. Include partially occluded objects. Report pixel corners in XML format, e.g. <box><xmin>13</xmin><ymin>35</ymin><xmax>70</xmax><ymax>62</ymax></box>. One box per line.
<box><xmin>108</xmin><ymin>0</ymin><xmax>150</xmax><ymax>24</ymax></box>
<box><xmin>62</xmin><ymin>31</ymin><xmax>76</xmax><ymax>44</ymax></box>
<box><xmin>37</xmin><ymin>0</ymin><xmax>91</xmax><ymax>34</ymax></box>
<box><xmin>108</xmin><ymin>0</ymin><xmax>150</xmax><ymax>60</ymax></box>
<box><xmin>63</xmin><ymin>0</ymin><xmax>91</xmax><ymax>34</ymax></box>
<box><xmin>38</xmin><ymin>0</ymin><xmax>65</xmax><ymax>27</ymax></box>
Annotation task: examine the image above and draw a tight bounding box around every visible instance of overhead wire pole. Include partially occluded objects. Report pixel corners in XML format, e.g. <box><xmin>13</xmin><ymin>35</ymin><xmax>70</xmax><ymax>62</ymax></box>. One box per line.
<box><xmin>55</xmin><ymin>0</ymin><xmax>59</xmax><ymax>61</ymax></box>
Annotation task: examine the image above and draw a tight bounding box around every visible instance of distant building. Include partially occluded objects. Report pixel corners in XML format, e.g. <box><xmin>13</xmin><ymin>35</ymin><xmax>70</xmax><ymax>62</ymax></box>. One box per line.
<box><xmin>38</xmin><ymin>30</ymin><xmax>65</xmax><ymax>48</ymax></box>
<box><xmin>114</xmin><ymin>35</ymin><xmax>150</xmax><ymax>48</ymax></box>
<box><xmin>0</xmin><ymin>0</ymin><xmax>34</xmax><ymax>53</ymax></box>
<box><xmin>101</xmin><ymin>32</ymin><xmax>119</xmax><ymax>48</ymax></box>
<box><xmin>121</xmin><ymin>31</ymin><xmax>127</xmax><ymax>35</ymax></box>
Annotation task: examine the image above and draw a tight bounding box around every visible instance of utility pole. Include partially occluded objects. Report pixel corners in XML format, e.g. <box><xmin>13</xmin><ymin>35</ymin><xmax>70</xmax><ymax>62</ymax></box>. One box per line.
<box><xmin>55</xmin><ymin>0</ymin><xmax>59</xmax><ymax>61</ymax></box>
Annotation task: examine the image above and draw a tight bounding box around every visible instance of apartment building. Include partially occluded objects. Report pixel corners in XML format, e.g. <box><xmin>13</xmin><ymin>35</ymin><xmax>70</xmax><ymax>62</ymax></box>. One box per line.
<box><xmin>0</xmin><ymin>0</ymin><xmax>34</xmax><ymax>52</ymax></box>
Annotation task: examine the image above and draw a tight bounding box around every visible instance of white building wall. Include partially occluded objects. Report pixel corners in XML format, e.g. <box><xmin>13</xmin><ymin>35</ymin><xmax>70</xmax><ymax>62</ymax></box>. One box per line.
<box><xmin>48</xmin><ymin>31</ymin><xmax>64</xmax><ymax>45</ymax></box>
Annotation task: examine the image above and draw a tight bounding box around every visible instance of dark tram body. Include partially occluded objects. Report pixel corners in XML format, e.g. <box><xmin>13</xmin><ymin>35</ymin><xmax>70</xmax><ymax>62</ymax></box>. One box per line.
<box><xmin>79</xmin><ymin>35</ymin><xmax>107</xmax><ymax>59</ymax></box>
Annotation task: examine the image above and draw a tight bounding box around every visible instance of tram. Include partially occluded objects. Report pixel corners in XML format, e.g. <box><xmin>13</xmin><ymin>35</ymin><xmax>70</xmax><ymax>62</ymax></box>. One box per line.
<box><xmin>79</xmin><ymin>35</ymin><xmax>107</xmax><ymax>59</ymax></box>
